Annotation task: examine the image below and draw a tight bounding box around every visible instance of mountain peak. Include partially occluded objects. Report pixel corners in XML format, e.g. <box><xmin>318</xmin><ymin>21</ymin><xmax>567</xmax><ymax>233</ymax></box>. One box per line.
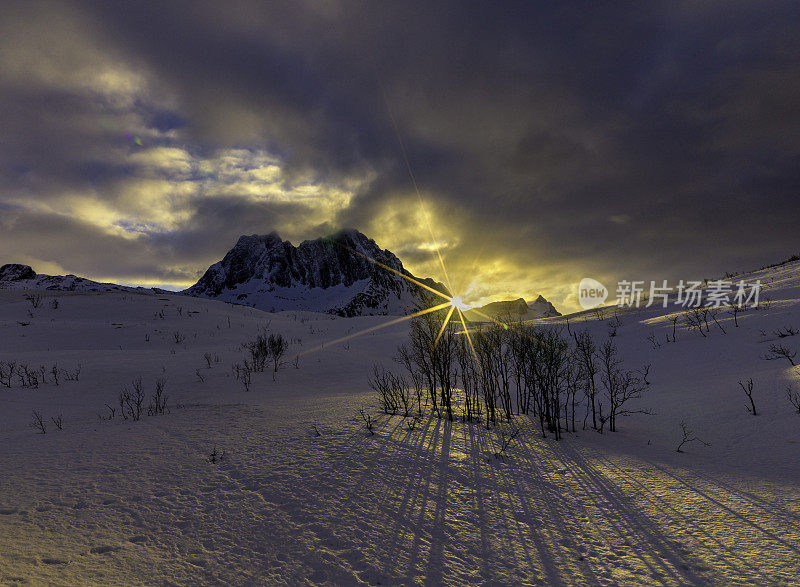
<box><xmin>185</xmin><ymin>230</ymin><xmax>447</xmax><ymax>316</ymax></box>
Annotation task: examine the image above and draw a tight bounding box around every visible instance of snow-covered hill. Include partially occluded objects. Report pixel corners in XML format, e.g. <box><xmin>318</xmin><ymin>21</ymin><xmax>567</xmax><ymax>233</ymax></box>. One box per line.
<box><xmin>0</xmin><ymin>258</ymin><xmax>798</xmax><ymax>584</ymax></box>
<box><xmin>185</xmin><ymin>229</ymin><xmax>449</xmax><ymax>316</ymax></box>
<box><xmin>0</xmin><ymin>263</ymin><xmax>164</xmax><ymax>295</ymax></box>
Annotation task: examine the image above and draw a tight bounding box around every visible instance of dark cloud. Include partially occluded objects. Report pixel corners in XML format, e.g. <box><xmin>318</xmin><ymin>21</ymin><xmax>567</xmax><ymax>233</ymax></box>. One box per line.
<box><xmin>0</xmin><ymin>1</ymin><xmax>798</xmax><ymax>309</ymax></box>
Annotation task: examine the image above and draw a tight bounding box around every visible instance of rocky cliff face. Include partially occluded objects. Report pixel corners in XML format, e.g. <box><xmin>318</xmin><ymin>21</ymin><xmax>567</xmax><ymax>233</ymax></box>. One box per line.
<box><xmin>184</xmin><ymin>229</ymin><xmax>449</xmax><ymax>316</ymax></box>
<box><xmin>0</xmin><ymin>264</ymin><xmax>36</xmax><ymax>281</ymax></box>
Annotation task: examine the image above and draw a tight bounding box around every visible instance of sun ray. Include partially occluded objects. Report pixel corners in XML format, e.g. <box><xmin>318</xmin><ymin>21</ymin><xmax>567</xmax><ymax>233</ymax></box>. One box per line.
<box><xmin>330</xmin><ymin>239</ymin><xmax>452</xmax><ymax>302</ymax></box>
<box><xmin>295</xmin><ymin>300</ymin><xmax>452</xmax><ymax>358</ymax></box>
<box><xmin>456</xmin><ymin>307</ymin><xmax>479</xmax><ymax>363</ymax></box>
<box><xmin>377</xmin><ymin>81</ymin><xmax>454</xmax><ymax>294</ymax></box>
<box><xmin>434</xmin><ymin>304</ymin><xmax>457</xmax><ymax>347</ymax></box>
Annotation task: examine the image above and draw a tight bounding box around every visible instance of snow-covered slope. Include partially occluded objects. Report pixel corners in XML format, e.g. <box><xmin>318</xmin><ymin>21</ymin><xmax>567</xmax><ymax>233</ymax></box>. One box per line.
<box><xmin>0</xmin><ymin>263</ymin><xmax>163</xmax><ymax>295</ymax></box>
<box><xmin>0</xmin><ymin>258</ymin><xmax>798</xmax><ymax>584</ymax></box>
<box><xmin>184</xmin><ymin>229</ymin><xmax>449</xmax><ymax>316</ymax></box>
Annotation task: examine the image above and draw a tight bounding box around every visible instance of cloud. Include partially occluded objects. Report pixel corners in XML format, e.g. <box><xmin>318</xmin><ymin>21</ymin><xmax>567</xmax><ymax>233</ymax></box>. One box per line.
<box><xmin>1</xmin><ymin>1</ymin><xmax>799</xmax><ymax>312</ymax></box>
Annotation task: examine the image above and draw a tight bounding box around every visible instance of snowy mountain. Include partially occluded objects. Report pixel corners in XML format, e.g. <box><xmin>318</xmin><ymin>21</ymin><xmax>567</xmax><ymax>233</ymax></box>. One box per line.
<box><xmin>184</xmin><ymin>229</ymin><xmax>450</xmax><ymax>316</ymax></box>
<box><xmin>465</xmin><ymin>295</ymin><xmax>561</xmax><ymax>321</ymax></box>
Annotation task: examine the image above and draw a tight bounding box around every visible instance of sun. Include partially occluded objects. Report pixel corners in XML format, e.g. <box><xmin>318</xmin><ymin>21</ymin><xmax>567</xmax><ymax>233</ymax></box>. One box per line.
<box><xmin>449</xmin><ymin>295</ymin><xmax>469</xmax><ymax>311</ymax></box>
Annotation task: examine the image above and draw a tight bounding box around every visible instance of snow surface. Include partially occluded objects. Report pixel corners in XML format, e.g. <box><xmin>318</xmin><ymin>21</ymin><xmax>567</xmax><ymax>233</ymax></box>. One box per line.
<box><xmin>0</xmin><ymin>261</ymin><xmax>799</xmax><ymax>585</ymax></box>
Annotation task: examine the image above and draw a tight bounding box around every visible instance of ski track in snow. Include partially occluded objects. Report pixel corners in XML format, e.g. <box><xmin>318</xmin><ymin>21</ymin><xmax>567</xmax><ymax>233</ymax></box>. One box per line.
<box><xmin>1</xmin><ymin>260</ymin><xmax>799</xmax><ymax>585</ymax></box>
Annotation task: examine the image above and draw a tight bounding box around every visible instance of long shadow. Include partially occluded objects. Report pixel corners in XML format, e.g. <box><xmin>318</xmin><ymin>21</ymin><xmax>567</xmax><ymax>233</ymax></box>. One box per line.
<box><xmin>682</xmin><ymin>469</ymin><xmax>800</xmax><ymax>533</ymax></box>
<box><xmin>422</xmin><ymin>417</ymin><xmax>452</xmax><ymax>584</ymax></box>
<box><xmin>589</xmin><ymin>450</ymin><xmax>771</xmax><ymax>582</ymax></box>
<box><xmin>515</xmin><ymin>429</ymin><xmax>688</xmax><ymax>585</ymax></box>
<box><xmin>551</xmin><ymin>440</ymin><xmax>710</xmax><ymax>585</ymax></box>
<box><xmin>646</xmin><ymin>460</ymin><xmax>800</xmax><ymax>558</ymax></box>
<box><xmin>485</xmin><ymin>422</ymin><xmax>578</xmax><ymax>585</ymax></box>
<box><xmin>382</xmin><ymin>414</ymin><xmax>444</xmax><ymax>581</ymax></box>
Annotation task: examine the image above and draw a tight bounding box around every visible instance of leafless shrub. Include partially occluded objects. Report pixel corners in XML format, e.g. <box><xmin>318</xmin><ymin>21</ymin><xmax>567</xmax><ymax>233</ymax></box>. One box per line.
<box><xmin>738</xmin><ymin>378</ymin><xmax>757</xmax><ymax>415</ymax></box>
<box><xmin>647</xmin><ymin>332</ymin><xmax>661</xmax><ymax>349</ymax></box>
<box><xmin>774</xmin><ymin>326</ymin><xmax>798</xmax><ymax>338</ymax></box>
<box><xmin>233</xmin><ymin>361</ymin><xmax>252</xmax><ymax>391</ymax></box>
<box><xmin>359</xmin><ymin>409</ymin><xmax>374</xmax><ymax>435</ymax></box>
<box><xmin>50</xmin><ymin>299</ymin><xmax>59</xmax><ymax>310</ymax></box>
<box><xmin>18</xmin><ymin>364</ymin><xmax>39</xmax><ymax>388</ymax></box>
<box><xmin>148</xmin><ymin>378</ymin><xmax>169</xmax><ymax>416</ymax></box>
<box><xmin>203</xmin><ymin>352</ymin><xmax>213</xmax><ymax>368</ymax></box>
<box><xmin>104</xmin><ymin>403</ymin><xmax>116</xmax><ymax>420</ymax></box>
<box><xmin>63</xmin><ymin>364</ymin><xmax>81</xmax><ymax>381</ymax></box>
<box><xmin>173</xmin><ymin>331</ymin><xmax>186</xmax><ymax>344</ymax></box>
<box><xmin>0</xmin><ymin>361</ymin><xmax>15</xmax><ymax>387</ymax></box>
<box><xmin>637</xmin><ymin>363</ymin><xmax>652</xmax><ymax>385</ymax></box>
<box><xmin>761</xmin><ymin>344</ymin><xmax>797</xmax><ymax>366</ymax></box>
<box><xmin>268</xmin><ymin>333</ymin><xmax>288</xmax><ymax>380</ymax></box>
<box><xmin>787</xmin><ymin>386</ymin><xmax>800</xmax><ymax>414</ymax></box>
<box><xmin>369</xmin><ymin>365</ymin><xmax>411</xmax><ymax>416</ymax></box>
<box><xmin>684</xmin><ymin>307</ymin><xmax>708</xmax><ymax>337</ymax></box>
<box><xmin>243</xmin><ymin>332</ymin><xmax>269</xmax><ymax>372</ymax></box>
<box><xmin>195</xmin><ymin>369</ymin><xmax>205</xmax><ymax>383</ymax></box>
<box><xmin>50</xmin><ymin>364</ymin><xmax>60</xmax><ymax>386</ymax></box>
<box><xmin>208</xmin><ymin>444</ymin><xmax>226</xmax><ymax>463</ymax></box>
<box><xmin>727</xmin><ymin>303</ymin><xmax>742</xmax><ymax>327</ymax></box>
<box><xmin>676</xmin><ymin>420</ymin><xmax>711</xmax><ymax>453</ymax></box>
<box><xmin>30</xmin><ymin>410</ymin><xmax>46</xmax><ymax>434</ymax></box>
<box><xmin>25</xmin><ymin>294</ymin><xmax>42</xmax><ymax>308</ymax></box>
<box><xmin>51</xmin><ymin>414</ymin><xmax>63</xmax><ymax>430</ymax></box>
<box><xmin>120</xmin><ymin>377</ymin><xmax>145</xmax><ymax>421</ymax></box>
<box><xmin>708</xmin><ymin>308</ymin><xmax>726</xmax><ymax>335</ymax></box>
<box><xmin>494</xmin><ymin>427</ymin><xmax>521</xmax><ymax>458</ymax></box>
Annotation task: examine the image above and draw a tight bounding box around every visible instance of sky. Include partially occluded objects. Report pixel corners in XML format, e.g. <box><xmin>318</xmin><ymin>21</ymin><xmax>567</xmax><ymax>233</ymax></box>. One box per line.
<box><xmin>1</xmin><ymin>1</ymin><xmax>798</xmax><ymax>312</ymax></box>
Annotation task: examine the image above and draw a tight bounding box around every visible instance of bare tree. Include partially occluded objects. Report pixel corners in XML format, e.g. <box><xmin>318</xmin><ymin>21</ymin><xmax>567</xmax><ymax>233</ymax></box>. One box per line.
<box><xmin>148</xmin><ymin>377</ymin><xmax>169</xmax><ymax>415</ymax></box>
<box><xmin>25</xmin><ymin>294</ymin><xmax>42</xmax><ymax>309</ymax></box>
<box><xmin>727</xmin><ymin>303</ymin><xmax>742</xmax><ymax>327</ymax></box>
<box><xmin>233</xmin><ymin>361</ymin><xmax>252</xmax><ymax>391</ymax></box>
<box><xmin>493</xmin><ymin>426</ymin><xmax>521</xmax><ymax>458</ymax></box>
<box><xmin>774</xmin><ymin>326</ymin><xmax>799</xmax><ymax>338</ymax></box>
<box><xmin>599</xmin><ymin>339</ymin><xmax>649</xmax><ymax>432</ymax></box>
<box><xmin>267</xmin><ymin>333</ymin><xmax>288</xmax><ymax>380</ymax></box>
<box><xmin>761</xmin><ymin>344</ymin><xmax>797</xmax><ymax>366</ymax></box>
<box><xmin>51</xmin><ymin>414</ymin><xmax>63</xmax><ymax>431</ymax></box>
<box><xmin>0</xmin><ymin>361</ymin><xmax>15</xmax><ymax>388</ymax></box>
<box><xmin>31</xmin><ymin>410</ymin><xmax>47</xmax><ymax>434</ymax></box>
<box><xmin>575</xmin><ymin>331</ymin><xmax>599</xmax><ymax>430</ymax></box>
<box><xmin>359</xmin><ymin>409</ymin><xmax>374</xmax><ymax>435</ymax></box>
<box><xmin>684</xmin><ymin>308</ymin><xmax>708</xmax><ymax>337</ymax></box>
<box><xmin>667</xmin><ymin>315</ymin><xmax>679</xmax><ymax>342</ymax></box>
<box><xmin>787</xmin><ymin>386</ymin><xmax>800</xmax><ymax>414</ymax></box>
<box><xmin>738</xmin><ymin>378</ymin><xmax>757</xmax><ymax>415</ymax></box>
<box><xmin>676</xmin><ymin>420</ymin><xmax>711</xmax><ymax>453</ymax></box>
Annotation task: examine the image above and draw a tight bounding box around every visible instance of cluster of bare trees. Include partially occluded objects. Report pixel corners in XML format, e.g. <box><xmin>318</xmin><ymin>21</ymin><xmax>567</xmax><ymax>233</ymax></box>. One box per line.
<box><xmin>373</xmin><ymin>304</ymin><xmax>650</xmax><ymax>438</ymax></box>
<box><xmin>117</xmin><ymin>376</ymin><xmax>169</xmax><ymax>421</ymax></box>
<box><xmin>0</xmin><ymin>361</ymin><xmax>81</xmax><ymax>388</ymax></box>
<box><xmin>233</xmin><ymin>331</ymin><xmax>290</xmax><ymax>390</ymax></box>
